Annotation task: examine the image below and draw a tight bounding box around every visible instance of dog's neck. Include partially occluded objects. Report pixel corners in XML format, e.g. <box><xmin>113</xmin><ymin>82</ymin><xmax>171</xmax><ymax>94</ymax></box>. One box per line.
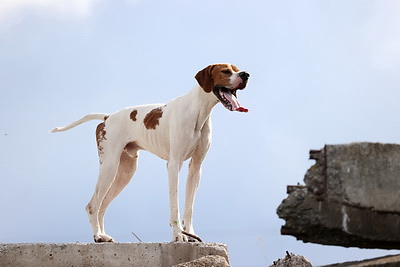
<box><xmin>185</xmin><ymin>85</ymin><xmax>218</xmax><ymax>131</ymax></box>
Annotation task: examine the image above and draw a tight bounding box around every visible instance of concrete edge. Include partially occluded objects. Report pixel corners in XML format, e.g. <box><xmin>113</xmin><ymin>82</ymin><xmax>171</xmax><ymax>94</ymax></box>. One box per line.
<box><xmin>0</xmin><ymin>242</ymin><xmax>229</xmax><ymax>267</ymax></box>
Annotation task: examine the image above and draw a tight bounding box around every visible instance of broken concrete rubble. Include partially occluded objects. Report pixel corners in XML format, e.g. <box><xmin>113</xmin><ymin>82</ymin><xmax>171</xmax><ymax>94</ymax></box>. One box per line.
<box><xmin>269</xmin><ymin>252</ymin><xmax>313</xmax><ymax>267</ymax></box>
<box><xmin>277</xmin><ymin>142</ymin><xmax>400</xmax><ymax>249</ymax></box>
<box><xmin>173</xmin><ymin>255</ymin><xmax>230</xmax><ymax>267</ymax></box>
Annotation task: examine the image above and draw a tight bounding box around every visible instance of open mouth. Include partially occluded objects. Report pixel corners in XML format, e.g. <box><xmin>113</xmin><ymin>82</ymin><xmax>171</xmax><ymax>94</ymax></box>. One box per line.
<box><xmin>213</xmin><ymin>86</ymin><xmax>248</xmax><ymax>112</ymax></box>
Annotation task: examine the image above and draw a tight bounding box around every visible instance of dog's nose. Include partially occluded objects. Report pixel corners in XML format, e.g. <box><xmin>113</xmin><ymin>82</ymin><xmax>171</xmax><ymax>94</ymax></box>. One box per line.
<box><xmin>239</xmin><ymin>71</ymin><xmax>250</xmax><ymax>81</ymax></box>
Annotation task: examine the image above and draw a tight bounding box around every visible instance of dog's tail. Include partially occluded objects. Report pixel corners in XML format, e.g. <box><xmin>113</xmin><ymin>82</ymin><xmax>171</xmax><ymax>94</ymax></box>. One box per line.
<box><xmin>50</xmin><ymin>113</ymin><xmax>108</xmax><ymax>133</ymax></box>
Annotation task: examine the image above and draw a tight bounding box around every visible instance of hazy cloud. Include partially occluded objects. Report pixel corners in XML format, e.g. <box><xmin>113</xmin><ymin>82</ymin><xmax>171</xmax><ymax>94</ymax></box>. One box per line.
<box><xmin>0</xmin><ymin>0</ymin><xmax>99</xmax><ymax>26</ymax></box>
<box><xmin>363</xmin><ymin>1</ymin><xmax>400</xmax><ymax>72</ymax></box>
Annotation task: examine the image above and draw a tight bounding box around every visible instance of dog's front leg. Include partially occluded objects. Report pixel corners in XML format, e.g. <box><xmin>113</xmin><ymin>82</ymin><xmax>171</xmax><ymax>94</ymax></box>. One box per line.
<box><xmin>182</xmin><ymin>158</ymin><xmax>202</xmax><ymax>237</ymax></box>
<box><xmin>167</xmin><ymin>159</ymin><xmax>188</xmax><ymax>242</ymax></box>
<box><xmin>182</xmin><ymin>120</ymin><xmax>211</xmax><ymax>242</ymax></box>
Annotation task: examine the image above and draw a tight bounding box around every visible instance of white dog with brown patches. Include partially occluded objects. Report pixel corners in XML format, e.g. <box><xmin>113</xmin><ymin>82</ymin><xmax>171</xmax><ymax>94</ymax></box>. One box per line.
<box><xmin>51</xmin><ymin>63</ymin><xmax>250</xmax><ymax>243</ymax></box>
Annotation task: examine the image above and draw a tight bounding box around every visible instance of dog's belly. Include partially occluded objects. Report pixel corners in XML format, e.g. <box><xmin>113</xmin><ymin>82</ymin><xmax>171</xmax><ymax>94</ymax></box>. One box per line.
<box><xmin>132</xmin><ymin>125</ymin><xmax>202</xmax><ymax>162</ymax></box>
<box><xmin>136</xmin><ymin>132</ymin><xmax>201</xmax><ymax>162</ymax></box>
<box><xmin>137</xmin><ymin>137</ymin><xmax>170</xmax><ymax>160</ymax></box>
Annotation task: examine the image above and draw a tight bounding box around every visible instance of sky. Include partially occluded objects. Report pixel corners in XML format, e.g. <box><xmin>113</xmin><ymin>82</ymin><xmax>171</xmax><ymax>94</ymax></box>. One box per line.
<box><xmin>1</xmin><ymin>0</ymin><xmax>400</xmax><ymax>266</ymax></box>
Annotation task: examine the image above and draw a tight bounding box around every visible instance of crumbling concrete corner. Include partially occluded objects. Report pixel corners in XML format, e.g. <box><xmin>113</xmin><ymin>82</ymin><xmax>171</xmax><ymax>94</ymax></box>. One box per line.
<box><xmin>277</xmin><ymin>142</ymin><xmax>400</xmax><ymax>249</ymax></box>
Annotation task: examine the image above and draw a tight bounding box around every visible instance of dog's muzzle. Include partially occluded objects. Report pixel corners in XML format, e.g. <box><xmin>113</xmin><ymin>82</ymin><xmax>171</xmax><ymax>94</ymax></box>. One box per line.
<box><xmin>213</xmin><ymin>71</ymin><xmax>250</xmax><ymax>112</ymax></box>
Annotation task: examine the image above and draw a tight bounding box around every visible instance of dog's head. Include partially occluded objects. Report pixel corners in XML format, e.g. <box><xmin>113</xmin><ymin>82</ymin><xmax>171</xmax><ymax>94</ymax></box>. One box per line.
<box><xmin>195</xmin><ymin>63</ymin><xmax>250</xmax><ymax>112</ymax></box>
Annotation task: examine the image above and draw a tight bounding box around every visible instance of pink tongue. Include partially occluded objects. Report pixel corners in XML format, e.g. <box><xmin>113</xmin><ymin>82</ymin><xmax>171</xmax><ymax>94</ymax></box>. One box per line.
<box><xmin>222</xmin><ymin>91</ymin><xmax>241</xmax><ymax>109</ymax></box>
<box><xmin>222</xmin><ymin>91</ymin><xmax>248</xmax><ymax>112</ymax></box>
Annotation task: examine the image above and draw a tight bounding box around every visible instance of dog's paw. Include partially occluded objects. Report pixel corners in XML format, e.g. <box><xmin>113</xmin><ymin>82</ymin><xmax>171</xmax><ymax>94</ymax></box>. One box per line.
<box><xmin>94</xmin><ymin>233</ymin><xmax>115</xmax><ymax>243</ymax></box>
<box><xmin>182</xmin><ymin>231</ymin><xmax>203</xmax><ymax>242</ymax></box>
<box><xmin>172</xmin><ymin>231</ymin><xmax>189</xmax><ymax>242</ymax></box>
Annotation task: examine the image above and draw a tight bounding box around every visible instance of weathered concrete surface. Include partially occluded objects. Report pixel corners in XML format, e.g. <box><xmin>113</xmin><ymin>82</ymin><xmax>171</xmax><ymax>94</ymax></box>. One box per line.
<box><xmin>270</xmin><ymin>252</ymin><xmax>313</xmax><ymax>267</ymax></box>
<box><xmin>321</xmin><ymin>254</ymin><xmax>400</xmax><ymax>267</ymax></box>
<box><xmin>277</xmin><ymin>142</ymin><xmax>400</xmax><ymax>249</ymax></box>
<box><xmin>173</xmin><ymin>255</ymin><xmax>230</xmax><ymax>267</ymax></box>
<box><xmin>0</xmin><ymin>242</ymin><xmax>229</xmax><ymax>267</ymax></box>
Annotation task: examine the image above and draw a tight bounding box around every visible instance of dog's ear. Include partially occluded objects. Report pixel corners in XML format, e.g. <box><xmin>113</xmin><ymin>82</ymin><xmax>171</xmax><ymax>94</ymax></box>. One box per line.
<box><xmin>231</xmin><ymin>64</ymin><xmax>239</xmax><ymax>72</ymax></box>
<box><xmin>195</xmin><ymin>65</ymin><xmax>215</xmax><ymax>93</ymax></box>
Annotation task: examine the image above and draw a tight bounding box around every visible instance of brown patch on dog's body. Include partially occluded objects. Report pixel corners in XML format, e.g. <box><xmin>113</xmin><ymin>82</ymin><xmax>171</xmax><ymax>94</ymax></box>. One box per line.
<box><xmin>96</xmin><ymin>122</ymin><xmax>107</xmax><ymax>146</ymax></box>
<box><xmin>143</xmin><ymin>107</ymin><xmax>163</xmax><ymax>130</ymax></box>
<box><xmin>130</xmin><ymin>110</ymin><xmax>138</xmax><ymax>122</ymax></box>
<box><xmin>96</xmin><ymin>122</ymin><xmax>107</xmax><ymax>162</ymax></box>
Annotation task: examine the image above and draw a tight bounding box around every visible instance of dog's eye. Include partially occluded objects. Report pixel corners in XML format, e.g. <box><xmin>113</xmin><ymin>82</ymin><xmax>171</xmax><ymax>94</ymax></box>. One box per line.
<box><xmin>221</xmin><ymin>70</ymin><xmax>231</xmax><ymax>74</ymax></box>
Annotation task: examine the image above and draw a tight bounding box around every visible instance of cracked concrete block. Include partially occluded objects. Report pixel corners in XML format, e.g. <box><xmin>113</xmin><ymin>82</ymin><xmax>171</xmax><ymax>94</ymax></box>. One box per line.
<box><xmin>0</xmin><ymin>242</ymin><xmax>229</xmax><ymax>267</ymax></box>
<box><xmin>277</xmin><ymin>142</ymin><xmax>400</xmax><ymax>249</ymax></box>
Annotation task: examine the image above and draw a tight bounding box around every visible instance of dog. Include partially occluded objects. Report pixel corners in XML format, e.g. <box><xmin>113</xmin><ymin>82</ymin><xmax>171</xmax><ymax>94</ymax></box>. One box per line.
<box><xmin>51</xmin><ymin>63</ymin><xmax>250</xmax><ymax>242</ymax></box>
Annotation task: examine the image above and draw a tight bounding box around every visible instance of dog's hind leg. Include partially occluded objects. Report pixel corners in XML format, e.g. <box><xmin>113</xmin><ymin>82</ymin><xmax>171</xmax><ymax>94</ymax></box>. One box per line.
<box><xmin>86</xmin><ymin>138</ymin><xmax>124</xmax><ymax>243</ymax></box>
<box><xmin>98</xmin><ymin>146</ymin><xmax>139</xmax><ymax>239</ymax></box>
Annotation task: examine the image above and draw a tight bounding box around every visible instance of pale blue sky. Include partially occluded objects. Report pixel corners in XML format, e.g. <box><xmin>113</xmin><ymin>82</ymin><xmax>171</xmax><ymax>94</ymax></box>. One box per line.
<box><xmin>1</xmin><ymin>1</ymin><xmax>400</xmax><ymax>266</ymax></box>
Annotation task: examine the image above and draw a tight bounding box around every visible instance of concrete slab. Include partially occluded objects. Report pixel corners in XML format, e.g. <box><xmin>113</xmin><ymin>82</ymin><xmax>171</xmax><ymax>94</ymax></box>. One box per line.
<box><xmin>277</xmin><ymin>142</ymin><xmax>400</xmax><ymax>249</ymax></box>
<box><xmin>0</xmin><ymin>242</ymin><xmax>229</xmax><ymax>267</ymax></box>
<box><xmin>321</xmin><ymin>254</ymin><xmax>400</xmax><ymax>267</ymax></box>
